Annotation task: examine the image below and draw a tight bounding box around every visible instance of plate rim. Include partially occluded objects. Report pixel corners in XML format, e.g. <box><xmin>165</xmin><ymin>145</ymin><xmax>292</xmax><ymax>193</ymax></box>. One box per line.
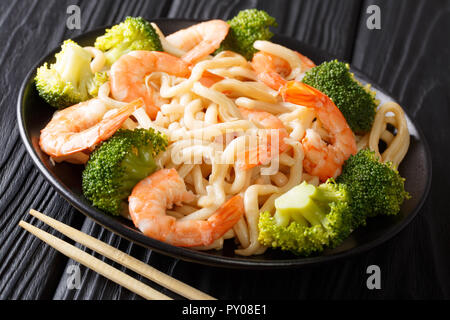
<box><xmin>16</xmin><ymin>18</ymin><xmax>433</xmax><ymax>269</ymax></box>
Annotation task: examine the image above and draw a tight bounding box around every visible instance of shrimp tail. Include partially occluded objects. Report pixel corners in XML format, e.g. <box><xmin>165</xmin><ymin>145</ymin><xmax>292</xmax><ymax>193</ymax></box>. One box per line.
<box><xmin>239</xmin><ymin>143</ymin><xmax>275</xmax><ymax>170</ymax></box>
<box><xmin>95</xmin><ymin>99</ymin><xmax>143</xmax><ymax>143</ymax></box>
<box><xmin>281</xmin><ymin>81</ymin><xmax>323</xmax><ymax>106</ymax></box>
<box><xmin>251</xmin><ymin>52</ymin><xmax>288</xmax><ymax>91</ymax></box>
<box><xmin>181</xmin><ymin>41</ymin><xmax>217</xmax><ymax>64</ymax></box>
<box><xmin>282</xmin><ymin>81</ymin><xmax>354</xmax><ymax>134</ymax></box>
<box><xmin>162</xmin><ymin>194</ymin><xmax>244</xmax><ymax>247</ymax></box>
<box><xmin>207</xmin><ymin>195</ymin><xmax>244</xmax><ymax>241</ymax></box>
<box><xmin>281</xmin><ymin>81</ymin><xmax>357</xmax><ymax>182</ymax></box>
<box><xmin>39</xmin><ymin>98</ymin><xmax>143</xmax><ymax>159</ymax></box>
<box><xmin>199</xmin><ymin>70</ymin><xmax>225</xmax><ymax>88</ymax></box>
<box><xmin>237</xmin><ymin>107</ymin><xmax>288</xmax><ymax>171</ymax></box>
<box><xmin>167</xmin><ymin>20</ymin><xmax>230</xmax><ymax>64</ymax></box>
<box><xmin>257</xmin><ymin>71</ymin><xmax>287</xmax><ymax>91</ymax></box>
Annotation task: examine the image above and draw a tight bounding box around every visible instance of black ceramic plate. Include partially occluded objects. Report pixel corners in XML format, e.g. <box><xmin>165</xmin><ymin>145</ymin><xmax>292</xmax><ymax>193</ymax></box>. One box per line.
<box><xmin>17</xmin><ymin>19</ymin><xmax>432</xmax><ymax>269</ymax></box>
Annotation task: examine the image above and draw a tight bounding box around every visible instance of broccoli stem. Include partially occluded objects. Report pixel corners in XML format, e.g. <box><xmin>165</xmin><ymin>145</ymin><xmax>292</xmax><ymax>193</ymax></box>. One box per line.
<box><xmin>311</xmin><ymin>185</ymin><xmax>342</xmax><ymax>203</ymax></box>
<box><xmin>291</xmin><ymin>212</ymin><xmax>309</xmax><ymax>227</ymax></box>
<box><xmin>121</xmin><ymin>145</ymin><xmax>157</xmax><ymax>190</ymax></box>
<box><xmin>275</xmin><ymin>196</ymin><xmax>326</xmax><ymax>227</ymax></box>
<box><xmin>296</xmin><ymin>198</ymin><xmax>326</xmax><ymax>226</ymax></box>
<box><xmin>104</xmin><ymin>43</ymin><xmax>130</xmax><ymax>66</ymax></box>
<box><xmin>54</xmin><ymin>44</ymin><xmax>92</xmax><ymax>98</ymax></box>
<box><xmin>274</xmin><ymin>210</ymin><xmax>308</xmax><ymax>227</ymax></box>
<box><xmin>274</xmin><ymin>181</ymin><xmax>332</xmax><ymax>227</ymax></box>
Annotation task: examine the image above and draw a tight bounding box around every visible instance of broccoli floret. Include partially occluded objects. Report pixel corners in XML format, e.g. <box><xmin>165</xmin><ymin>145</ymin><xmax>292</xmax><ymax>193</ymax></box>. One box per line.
<box><xmin>35</xmin><ymin>39</ymin><xmax>95</xmax><ymax>109</ymax></box>
<box><xmin>82</xmin><ymin>128</ymin><xmax>168</xmax><ymax>215</ymax></box>
<box><xmin>88</xmin><ymin>71</ymin><xmax>109</xmax><ymax>97</ymax></box>
<box><xmin>302</xmin><ymin>60</ymin><xmax>378</xmax><ymax>134</ymax></box>
<box><xmin>217</xmin><ymin>9</ymin><xmax>277</xmax><ymax>60</ymax></box>
<box><xmin>259</xmin><ymin>149</ymin><xmax>410</xmax><ymax>256</ymax></box>
<box><xmin>258</xmin><ymin>181</ymin><xmax>353</xmax><ymax>255</ymax></box>
<box><xmin>337</xmin><ymin>149</ymin><xmax>409</xmax><ymax>223</ymax></box>
<box><xmin>95</xmin><ymin>16</ymin><xmax>162</xmax><ymax>66</ymax></box>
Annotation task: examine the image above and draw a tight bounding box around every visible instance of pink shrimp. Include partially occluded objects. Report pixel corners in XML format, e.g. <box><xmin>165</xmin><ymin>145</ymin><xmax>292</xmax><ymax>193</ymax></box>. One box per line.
<box><xmin>199</xmin><ymin>70</ymin><xmax>225</xmax><ymax>88</ymax></box>
<box><xmin>238</xmin><ymin>107</ymin><xmax>289</xmax><ymax>170</ymax></box>
<box><xmin>128</xmin><ymin>168</ymin><xmax>244</xmax><ymax>247</ymax></box>
<box><xmin>39</xmin><ymin>99</ymin><xmax>142</xmax><ymax>163</ymax></box>
<box><xmin>165</xmin><ymin>20</ymin><xmax>229</xmax><ymax>64</ymax></box>
<box><xmin>110</xmin><ymin>51</ymin><xmax>190</xmax><ymax>119</ymax></box>
<box><xmin>281</xmin><ymin>81</ymin><xmax>357</xmax><ymax>181</ymax></box>
<box><xmin>251</xmin><ymin>51</ymin><xmax>315</xmax><ymax>90</ymax></box>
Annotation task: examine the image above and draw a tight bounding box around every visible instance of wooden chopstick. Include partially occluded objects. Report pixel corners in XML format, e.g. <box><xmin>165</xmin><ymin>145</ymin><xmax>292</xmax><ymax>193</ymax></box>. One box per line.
<box><xmin>27</xmin><ymin>209</ymin><xmax>215</xmax><ymax>300</ymax></box>
<box><xmin>19</xmin><ymin>220</ymin><xmax>171</xmax><ymax>300</ymax></box>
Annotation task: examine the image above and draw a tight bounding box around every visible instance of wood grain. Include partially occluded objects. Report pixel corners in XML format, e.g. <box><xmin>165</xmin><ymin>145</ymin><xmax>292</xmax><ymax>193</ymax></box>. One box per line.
<box><xmin>0</xmin><ymin>0</ymin><xmax>173</xmax><ymax>300</ymax></box>
<box><xmin>351</xmin><ymin>0</ymin><xmax>450</xmax><ymax>298</ymax></box>
<box><xmin>0</xmin><ymin>0</ymin><xmax>86</xmax><ymax>299</ymax></box>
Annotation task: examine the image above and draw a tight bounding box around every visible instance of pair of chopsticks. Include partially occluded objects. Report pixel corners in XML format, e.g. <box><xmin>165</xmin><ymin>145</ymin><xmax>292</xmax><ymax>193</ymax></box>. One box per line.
<box><xmin>19</xmin><ymin>209</ymin><xmax>215</xmax><ymax>300</ymax></box>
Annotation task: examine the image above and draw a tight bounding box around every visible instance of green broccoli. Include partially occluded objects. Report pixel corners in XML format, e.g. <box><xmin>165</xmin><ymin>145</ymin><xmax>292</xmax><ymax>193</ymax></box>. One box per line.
<box><xmin>94</xmin><ymin>16</ymin><xmax>162</xmax><ymax>66</ymax></box>
<box><xmin>258</xmin><ymin>181</ymin><xmax>353</xmax><ymax>255</ymax></box>
<box><xmin>258</xmin><ymin>149</ymin><xmax>409</xmax><ymax>255</ymax></box>
<box><xmin>88</xmin><ymin>71</ymin><xmax>109</xmax><ymax>97</ymax></box>
<box><xmin>302</xmin><ymin>59</ymin><xmax>378</xmax><ymax>134</ymax></box>
<box><xmin>337</xmin><ymin>149</ymin><xmax>409</xmax><ymax>223</ymax></box>
<box><xmin>35</xmin><ymin>39</ymin><xmax>100</xmax><ymax>109</ymax></box>
<box><xmin>217</xmin><ymin>9</ymin><xmax>277</xmax><ymax>60</ymax></box>
<box><xmin>82</xmin><ymin>128</ymin><xmax>168</xmax><ymax>215</ymax></box>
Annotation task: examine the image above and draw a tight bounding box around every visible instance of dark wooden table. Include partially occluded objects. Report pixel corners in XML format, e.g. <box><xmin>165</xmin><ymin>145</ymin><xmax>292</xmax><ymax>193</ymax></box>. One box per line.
<box><xmin>1</xmin><ymin>0</ymin><xmax>449</xmax><ymax>300</ymax></box>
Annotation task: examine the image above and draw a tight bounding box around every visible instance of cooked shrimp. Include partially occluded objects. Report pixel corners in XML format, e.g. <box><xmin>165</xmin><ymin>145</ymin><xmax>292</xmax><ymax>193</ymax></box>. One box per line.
<box><xmin>281</xmin><ymin>81</ymin><xmax>356</xmax><ymax>181</ymax></box>
<box><xmin>238</xmin><ymin>107</ymin><xmax>289</xmax><ymax>170</ymax></box>
<box><xmin>128</xmin><ymin>168</ymin><xmax>244</xmax><ymax>247</ymax></box>
<box><xmin>199</xmin><ymin>70</ymin><xmax>225</xmax><ymax>88</ymax></box>
<box><xmin>252</xmin><ymin>51</ymin><xmax>315</xmax><ymax>90</ymax></box>
<box><xmin>252</xmin><ymin>52</ymin><xmax>290</xmax><ymax>91</ymax></box>
<box><xmin>39</xmin><ymin>99</ymin><xmax>142</xmax><ymax>162</ymax></box>
<box><xmin>166</xmin><ymin>20</ymin><xmax>229</xmax><ymax>64</ymax></box>
<box><xmin>110</xmin><ymin>51</ymin><xmax>190</xmax><ymax>119</ymax></box>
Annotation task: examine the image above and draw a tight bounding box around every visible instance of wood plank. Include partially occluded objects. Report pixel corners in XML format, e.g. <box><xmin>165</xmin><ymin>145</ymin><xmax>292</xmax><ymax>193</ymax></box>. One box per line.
<box><xmin>0</xmin><ymin>0</ymin><xmax>86</xmax><ymax>299</ymax></box>
<box><xmin>0</xmin><ymin>0</ymin><xmax>172</xmax><ymax>299</ymax></box>
<box><xmin>349</xmin><ymin>0</ymin><xmax>450</xmax><ymax>297</ymax></box>
<box><xmin>52</xmin><ymin>217</ymin><xmax>190</xmax><ymax>300</ymax></box>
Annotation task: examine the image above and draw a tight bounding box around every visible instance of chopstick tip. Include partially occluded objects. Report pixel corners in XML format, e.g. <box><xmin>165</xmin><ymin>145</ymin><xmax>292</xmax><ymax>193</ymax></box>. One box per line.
<box><xmin>18</xmin><ymin>220</ymin><xmax>29</xmax><ymax>229</ymax></box>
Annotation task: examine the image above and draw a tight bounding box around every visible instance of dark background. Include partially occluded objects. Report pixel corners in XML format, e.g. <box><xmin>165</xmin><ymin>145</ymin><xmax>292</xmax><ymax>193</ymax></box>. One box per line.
<box><xmin>1</xmin><ymin>0</ymin><xmax>449</xmax><ymax>299</ymax></box>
